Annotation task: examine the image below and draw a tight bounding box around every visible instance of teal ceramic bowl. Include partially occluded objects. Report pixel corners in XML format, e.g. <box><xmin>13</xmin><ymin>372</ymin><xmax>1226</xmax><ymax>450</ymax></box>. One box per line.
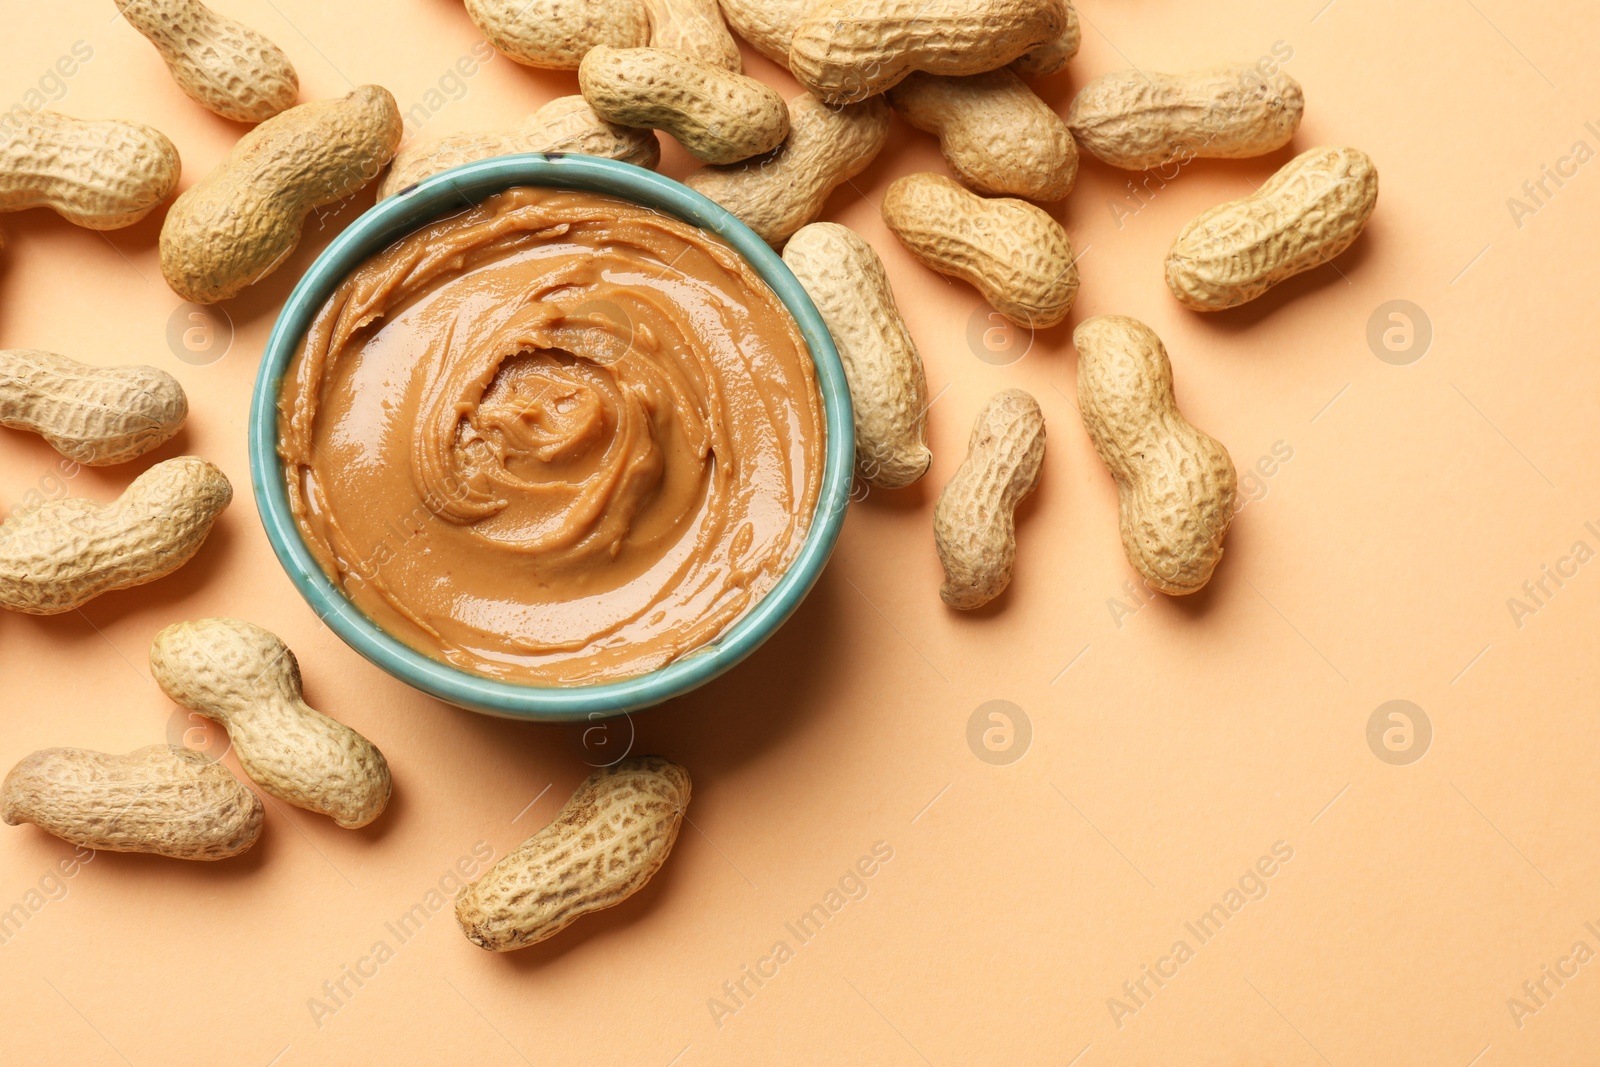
<box><xmin>249</xmin><ymin>154</ymin><xmax>853</xmax><ymax>721</ymax></box>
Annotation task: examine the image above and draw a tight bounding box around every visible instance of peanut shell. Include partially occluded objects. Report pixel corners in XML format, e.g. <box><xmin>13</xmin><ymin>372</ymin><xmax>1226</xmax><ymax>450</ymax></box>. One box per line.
<box><xmin>1075</xmin><ymin>315</ymin><xmax>1236</xmax><ymax>594</ymax></box>
<box><xmin>1164</xmin><ymin>146</ymin><xmax>1378</xmax><ymax>311</ymax></box>
<box><xmin>456</xmin><ymin>757</ymin><xmax>691</xmax><ymax>951</ymax></box>
<box><xmin>378</xmin><ymin>95</ymin><xmax>660</xmax><ymax>199</ymax></box>
<box><xmin>934</xmin><ymin>389</ymin><xmax>1045</xmax><ymax>609</ymax></box>
<box><xmin>150</xmin><ymin>618</ymin><xmax>391</xmax><ymax>829</ymax></box>
<box><xmin>0</xmin><ymin>349</ymin><xmax>187</xmax><ymax>466</ymax></box>
<box><xmin>888</xmin><ymin>69</ymin><xmax>1078</xmax><ymax>201</ymax></box>
<box><xmin>788</xmin><ymin>0</ymin><xmax>1066</xmax><ymax>104</ymax></box>
<box><xmin>644</xmin><ymin>0</ymin><xmax>743</xmax><ymax>70</ymax></box>
<box><xmin>580</xmin><ymin>46</ymin><xmax>787</xmax><ymax>164</ymax></box>
<box><xmin>0</xmin><ymin>110</ymin><xmax>179</xmax><ymax>230</ymax></box>
<box><xmin>1068</xmin><ymin>63</ymin><xmax>1304</xmax><ymax>171</ymax></box>
<box><xmin>881</xmin><ymin>171</ymin><xmax>1078</xmax><ymax>327</ymax></box>
<box><xmin>1</xmin><ymin>745</ymin><xmax>263</xmax><ymax>861</ymax></box>
<box><xmin>716</xmin><ymin>0</ymin><xmax>811</xmax><ymax>65</ymax></box>
<box><xmin>464</xmin><ymin>0</ymin><xmax>649</xmax><ymax>68</ymax></box>
<box><xmin>684</xmin><ymin>92</ymin><xmax>889</xmax><ymax>246</ymax></box>
<box><xmin>0</xmin><ymin>456</ymin><xmax>231</xmax><ymax>614</ymax></box>
<box><xmin>160</xmin><ymin>86</ymin><xmax>402</xmax><ymax>304</ymax></box>
<box><xmin>115</xmin><ymin>0</ymin><xmax>298</xmax><ymax>122</ymax></box>
<box><xmin>1010</xmin><ymin>0</ymin><xmax>1079</xmax><ymax>77</ymax></box>
<box><xmin>783</xmin><ymin>222</ymin><xmax>930</xmax><ymax>488</ymax></box>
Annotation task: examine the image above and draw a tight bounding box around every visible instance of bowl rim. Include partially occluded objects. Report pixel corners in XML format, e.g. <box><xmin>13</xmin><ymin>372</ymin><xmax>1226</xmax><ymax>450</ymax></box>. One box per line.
<box><xmin>247</xmin><ymin>153</ymin><xmax>854</xmax><ymax>721</ymax></box>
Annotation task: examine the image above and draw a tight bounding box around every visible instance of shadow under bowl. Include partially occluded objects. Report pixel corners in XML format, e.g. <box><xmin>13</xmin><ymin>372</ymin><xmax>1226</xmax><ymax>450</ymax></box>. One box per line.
<box><xmin>248</xmin><ymin>154</ymin><xmax>853</xmax><ymax>721</ymax></box>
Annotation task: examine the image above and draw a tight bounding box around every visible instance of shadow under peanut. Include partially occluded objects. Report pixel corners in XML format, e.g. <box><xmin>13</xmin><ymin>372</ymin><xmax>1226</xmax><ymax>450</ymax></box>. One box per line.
<box><xmin>1161</xmin><ymin>562</ymin><xmax>1232</xmax><ymax>620</ymax></box>
<box><xmin>857</xmin><ymin>475</ymin><xmax>929</xmax><ymax>513</ymax></box>
<box><xmin>3</xmin><ymin>199</ymin><xmax>169</xmax><ymax>255</ymax></box>
<box><xmin>0</xmin><ymin>204</ymin><xmax>166</xmax><ymax>288</ymax></box>
<box><xmin>1</xmin><ymin>806</ymin><xmax>278</xmax><ymax>885</ymax></box>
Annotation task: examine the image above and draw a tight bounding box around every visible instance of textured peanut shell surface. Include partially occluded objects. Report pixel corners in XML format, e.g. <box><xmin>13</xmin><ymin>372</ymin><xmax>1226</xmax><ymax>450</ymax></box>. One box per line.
<box><xmin>684</xmin><ymin>93</ymin><xmax>889</xmax><ymax>246</ymax></box>
<box><xmin>1010</xmin><ymin>0</ymin><xmax>1079</xmax><ymax>77</ymax></box>
<box><xmin>789</xmin><ymin>0</ymin><xmax>1066</xmax><ymax>103</ymax></box>
<box><xmin>783</xmin><ymin>223</ymin><xmax>930</xmax><ymax>488</ymax></box>
<box><xmin>1075</xmin><ymin>315</ymin><xmax>1236</xmax><ymax>594</ymax></box>
<box><xmin>1</xmin><ymin>745</ymin><xmax>263</xmax><ymax>860</ymax></box>
<box><xmin>116</xmin><ymin>0</ymin><xmax>299</xmax><ymax>122</ymax></box>
<box><xmin>882</xmin><ymin>172</ymin><xmax>1078</xmax><ymax>327</ymax></box>
<box><xmin>888</xmin><ymin>69</ymin><xmax>1078</xmax><ymax>201</ymax></box>
<box><xmin>580</xmin><ymin>46</ymin><xmax>787</xmax><ymax>164</ymax></box>
<box><xmin>456</xmin><ymin>757</ymin><xmax>691</xmax><ymax>951</ymax></box>
<box><xmin>150</xmin><ymin>618</ymin><xmax>391</xmax><ymax>828</ymax></box>
<box><xmin>0</xmin><ymin>456</ymin><xmax>231</xmax><ymax>614</ymax></box>
<box><xmin>0</xmin><ymin>110</ymin><xmax>180</xmax><ymax>230</ymax></box>
<box><xmin>464</xmin><ymin>0</ymin><xmax>649</xmax><ymax>68</ymax></box>
<box><xmin>159</xmin><ymin>86</ymin><xmax>402</xmax><ymax>304</ymax></box>
<box><xmin>717</xmin><ymin>0</ymin><xmax>811</xmax><ymax>65</ymax></box>
<box><xmin>1165</xmin><ymin>146</ymin><xmax>1378</xmax><ymax>311</ymax></box>
<box><xmin>0</xmin><ymin>349</ymin><xmax>188</xmax><ymax>466</ymax></box>
<box><xmin>1068</xmin><ymin>63</ymin><xmax>1304</xmax><ymax>171</ymax></box>
<box><xmin>934</xmin><ymin>389</ymin><xmax>1045</xmax><ymax>609</ymax></box>
<box><xmin>643</xmin><ymin>0</ymin><xmax>743</xmax><ymax>70</ymax></box>
<box><xmin>378</xmin><ymin>95</ymin><xmax>660</xmax><ymax>199</ymax></box>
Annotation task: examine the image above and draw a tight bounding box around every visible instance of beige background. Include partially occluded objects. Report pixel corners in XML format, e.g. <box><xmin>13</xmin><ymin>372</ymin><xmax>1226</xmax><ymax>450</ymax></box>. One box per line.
<box><xmin>3</xmin><ymin>0</ymin><xmax>1599</xmax><ymax>1063</ymax></box>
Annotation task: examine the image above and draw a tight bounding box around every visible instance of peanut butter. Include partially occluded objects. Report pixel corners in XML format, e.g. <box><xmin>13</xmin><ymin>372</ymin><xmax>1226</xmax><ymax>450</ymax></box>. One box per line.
<box><xmin>278</xmin><ymin>187</ymin><xmax>824</xmax><ymax>685</ymax></box>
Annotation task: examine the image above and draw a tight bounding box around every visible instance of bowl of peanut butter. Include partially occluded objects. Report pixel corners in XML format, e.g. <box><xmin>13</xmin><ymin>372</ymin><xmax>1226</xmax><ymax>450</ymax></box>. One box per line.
<box><xmin>249</xmin><ymin>154</ymin><xmax>853</xmax><ymax>720</ymax></box>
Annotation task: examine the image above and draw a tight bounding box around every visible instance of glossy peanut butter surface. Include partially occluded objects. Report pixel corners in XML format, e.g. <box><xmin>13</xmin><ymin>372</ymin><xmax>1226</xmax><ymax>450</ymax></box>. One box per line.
<box><xmin>278</xmin><ymin>186</ymin><xmax>823</xmax><ymax>684</ymax></box>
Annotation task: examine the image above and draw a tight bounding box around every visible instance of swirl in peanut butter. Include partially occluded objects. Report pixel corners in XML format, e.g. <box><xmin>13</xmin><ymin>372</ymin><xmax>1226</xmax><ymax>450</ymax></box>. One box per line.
<box><xmin>279</xmin><ymin>187</ymin><xmax>824</xmax><ymax>685</ymax></box>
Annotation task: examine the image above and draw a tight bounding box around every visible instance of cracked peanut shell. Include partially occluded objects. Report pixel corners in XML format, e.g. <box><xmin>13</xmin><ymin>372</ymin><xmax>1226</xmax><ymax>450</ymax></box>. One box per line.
<box><xmin>456</xmin><ymin>756</ymin><xmax>691</xmax><ymax>951</ymax></box>
<box><xmin>1075</xmin><ymin>315</ymin><xmax>1236</xmax><ymax>594</ymax></box>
